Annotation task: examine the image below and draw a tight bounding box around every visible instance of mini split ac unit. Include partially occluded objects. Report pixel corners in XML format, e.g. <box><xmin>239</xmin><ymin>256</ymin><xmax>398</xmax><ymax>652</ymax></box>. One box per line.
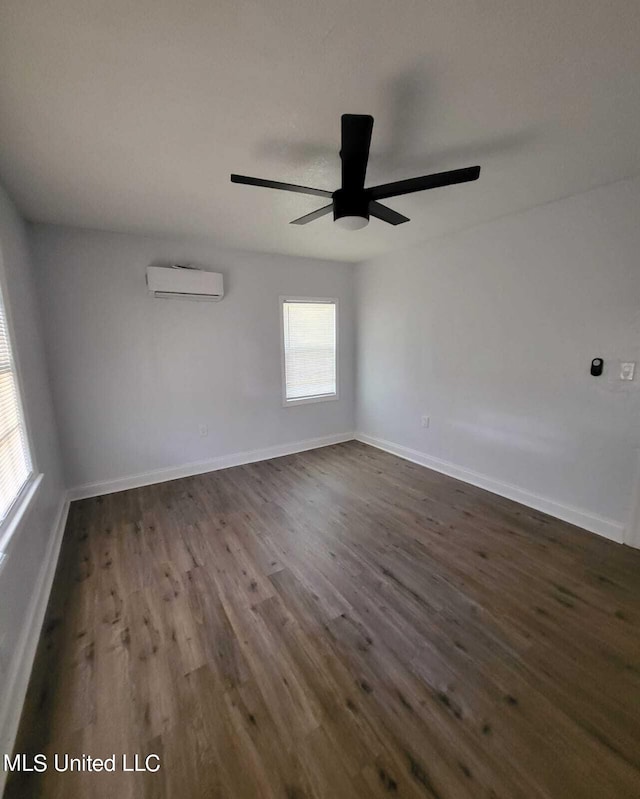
<box><xmin>146</xmin><ymin>266</ymin><xmax>224</xmax><ymax>301</ymax></box>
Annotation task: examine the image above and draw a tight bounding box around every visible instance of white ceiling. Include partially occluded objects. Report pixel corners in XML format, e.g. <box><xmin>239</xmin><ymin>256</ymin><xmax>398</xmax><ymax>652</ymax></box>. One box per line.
<box><xmin>0</xmin><ymin>1</ymin><xmax>639</xmax><ymax>263</ymax></box>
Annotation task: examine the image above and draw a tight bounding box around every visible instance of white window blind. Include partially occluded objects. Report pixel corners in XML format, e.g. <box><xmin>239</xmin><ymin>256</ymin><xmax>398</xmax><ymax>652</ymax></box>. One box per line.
<box><xmin>0</xmin><ymin>286</ymin><xmax>32</xmax><ymax>524</ymax></box>
<box><xmin>282</xmin><ymin>300</ymin><xmax>337</xmax><ymax>402</ymax></box>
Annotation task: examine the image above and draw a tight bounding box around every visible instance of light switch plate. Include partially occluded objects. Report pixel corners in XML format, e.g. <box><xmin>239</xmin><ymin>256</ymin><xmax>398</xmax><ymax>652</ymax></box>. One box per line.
<box><xmin>620</xmin><ymin>362</ymin><xmax>635</xmax><ymax>381</ymax></box>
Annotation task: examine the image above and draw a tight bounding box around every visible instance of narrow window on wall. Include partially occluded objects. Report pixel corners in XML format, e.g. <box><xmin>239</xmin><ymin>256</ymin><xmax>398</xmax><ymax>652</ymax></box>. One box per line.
<box><xmin>0</xmin><ymin>282</ymin><xmax>33</xmax><ymax>527</ymax></box>
<box><xmin>281</xmin><ymin>298</ymin><xmax>337</xmax><ymax>405</ymax></box>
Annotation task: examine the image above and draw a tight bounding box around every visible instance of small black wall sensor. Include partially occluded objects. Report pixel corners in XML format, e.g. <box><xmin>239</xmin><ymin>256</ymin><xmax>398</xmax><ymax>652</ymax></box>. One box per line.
<box><xmin>591</xmin><ymin>358</ymin><xmax>603</xmax><ymax>376</ymax></box>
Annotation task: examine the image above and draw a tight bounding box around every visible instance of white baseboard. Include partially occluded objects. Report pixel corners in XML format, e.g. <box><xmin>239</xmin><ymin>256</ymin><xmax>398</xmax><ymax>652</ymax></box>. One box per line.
<box><xmin>68</xmin><ymin>432</ymin><xmax>356</xmax><ymax>501</ymax></box>
<box><xmin>355</xmin><ymin>432</ymin><xmax>625</xmax><ymax>544</ymax></box>
<box><xmin>0</xmin><ymin>495</ymin><xmax>70</xmax><ymax>798</ymax></box>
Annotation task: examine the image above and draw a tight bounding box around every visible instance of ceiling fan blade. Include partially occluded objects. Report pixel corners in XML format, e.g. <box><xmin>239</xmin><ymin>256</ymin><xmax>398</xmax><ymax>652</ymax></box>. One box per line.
<box><xmin>368</xmin><ymin>201</ymin><xmax>410</xmax><ymax>226</ymax></box>
<box><xmin>290</xmin><ymin>204</ymin><xmax>334</xmax><ymax>225</ymax></box>
<box><xmin>368</xmin><ymin>165</ymin><xmax>481</xmax><ymax>201</ymax></box>
<box><xmin>231</xmin><ymin>174</ymin><xmax>332</xmax><ymax>198</ymax></box>
<box><xmin>340</xmin><ymin>114</ymin><xmax>374</xmax><ymax>191</ymax></box>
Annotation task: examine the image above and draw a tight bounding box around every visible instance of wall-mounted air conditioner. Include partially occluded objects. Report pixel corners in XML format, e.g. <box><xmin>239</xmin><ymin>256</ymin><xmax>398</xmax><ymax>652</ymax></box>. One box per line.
<box><xmin>146</xmin><ymin>265</ymin><xmax>224</xmax><ymax>301</ymax></box>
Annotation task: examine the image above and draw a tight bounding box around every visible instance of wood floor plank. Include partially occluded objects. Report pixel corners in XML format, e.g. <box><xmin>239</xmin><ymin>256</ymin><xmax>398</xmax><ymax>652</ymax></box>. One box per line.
<box><xmin>7</xmin><ymin>441</ymin><xmax>640</xmax><ymax>798</ymax></box>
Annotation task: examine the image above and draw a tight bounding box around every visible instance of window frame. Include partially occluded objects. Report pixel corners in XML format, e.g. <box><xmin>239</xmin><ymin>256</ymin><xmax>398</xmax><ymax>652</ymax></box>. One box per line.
<box><xmin>279</xmin><ymin>296</ymin><xmax>339</xmax><ymax>407</ymax></box>
<box><xmin>0</xmin><ymin>247</ymin><xmax>38</xmax><ymax>556</ymax></box>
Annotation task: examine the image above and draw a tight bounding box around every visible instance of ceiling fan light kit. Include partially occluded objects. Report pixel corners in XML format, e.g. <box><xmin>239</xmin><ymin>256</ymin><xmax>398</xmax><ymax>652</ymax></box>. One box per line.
<box><xmin>335</xmin><ymin>215</ymin><xmax>369</xmax><ymax>230</ymax></box>
<box><xmin>231</xmin><ymin>114</ymin><xmax>480</xmax><ymax>231</ymax></box>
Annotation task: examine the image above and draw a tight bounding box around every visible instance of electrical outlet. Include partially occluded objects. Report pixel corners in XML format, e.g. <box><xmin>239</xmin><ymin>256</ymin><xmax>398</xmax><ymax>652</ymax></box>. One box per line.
<box><xmin>421</xmin><ymin>415</ymin><xmax>430</xmax><ymax>429</ymax></box>
<box><xmin>620</xmin><ymin>362</ymin><xmax>636</xmax><ymax>381</ymax></box>
<box><xmin>199</xmin><ymin>424</ymin><xmax>209</xmax><ymax>437</ymax></box>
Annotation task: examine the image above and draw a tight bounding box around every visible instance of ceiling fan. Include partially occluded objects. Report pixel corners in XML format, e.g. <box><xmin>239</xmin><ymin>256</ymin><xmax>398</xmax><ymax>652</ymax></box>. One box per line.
<box><xmin>231</xmin><ymin>114</ymin><xmax>480</xmax><ymax>230</ymax></box>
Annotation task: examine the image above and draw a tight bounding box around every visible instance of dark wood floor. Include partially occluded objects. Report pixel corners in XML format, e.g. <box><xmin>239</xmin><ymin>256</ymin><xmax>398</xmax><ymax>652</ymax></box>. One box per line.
<box><xmin>8</xmin><ymin>441</ymin><xmax>640</xmax><ymax>798</ymax></box>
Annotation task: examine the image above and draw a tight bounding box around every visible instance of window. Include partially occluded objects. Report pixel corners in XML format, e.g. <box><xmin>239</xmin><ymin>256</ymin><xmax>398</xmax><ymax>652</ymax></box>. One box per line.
<box><xmin>281</xmin><ymin>298</ymin><xmax>337</xmax><ymax>405</ymax></box>
<box><xmin>0</xmin><ymin>283</ymin><xmax>32</xmax><ymax>525</ymax></box>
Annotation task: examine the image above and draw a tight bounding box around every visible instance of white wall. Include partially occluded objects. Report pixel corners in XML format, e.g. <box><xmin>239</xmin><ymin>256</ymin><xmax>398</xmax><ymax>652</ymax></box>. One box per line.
<box><xmin>29</xmin><ymin>225</ymin><xmax>355</xmax><ymax>492</ymax></box>
<box><xmin>0</xmin><ymin>184</ymin><xmax>65</xmax><ymax>772</ymax></box>
<box><xmin>23</xmin><ymin>178</ymin><xmax>640</xmax><ymax>544</ymax></box>
<box><xmin>356</xmin><ymin>176</ymin><xmax>640</xmax><ymax>542</ymax></box>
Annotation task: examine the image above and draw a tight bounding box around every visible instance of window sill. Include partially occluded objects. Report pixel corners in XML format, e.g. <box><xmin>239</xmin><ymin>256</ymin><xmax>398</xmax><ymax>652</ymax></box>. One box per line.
<box><xmin>0</xmin><ymin>473</ymin><xmax>44</xmax><ymax>563</ymax></box>
<box><xmin>283</xmin><ymin>393</ymin><xmax>338</xmax><ymax>407</ymax></box>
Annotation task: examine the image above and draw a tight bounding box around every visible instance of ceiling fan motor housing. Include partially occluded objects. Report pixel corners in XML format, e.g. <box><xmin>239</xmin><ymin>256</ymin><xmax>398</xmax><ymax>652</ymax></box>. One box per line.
<box><xmin>332</xmin><ymin>188</ymin><xmax>370</xmax><ymax>223</ymax></box>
